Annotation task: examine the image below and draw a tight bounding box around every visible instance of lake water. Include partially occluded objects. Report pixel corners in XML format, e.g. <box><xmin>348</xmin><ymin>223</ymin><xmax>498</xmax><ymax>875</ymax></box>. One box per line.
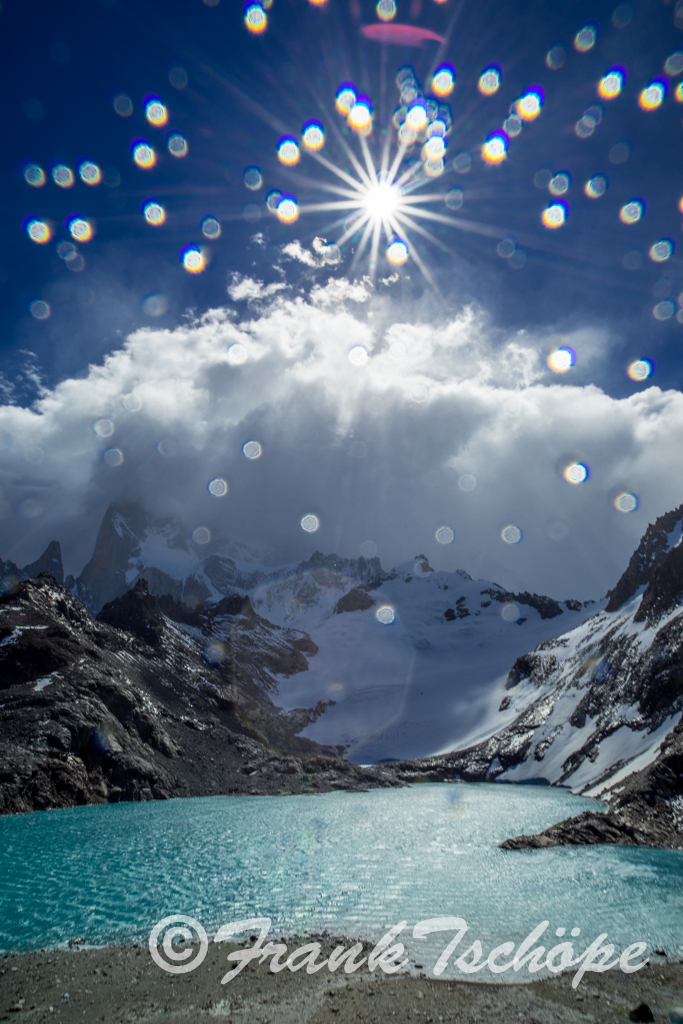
<box><xmin>2</xmin><ymin>784</ymin><xmax>682</xmax><ymax>974</ymax></box>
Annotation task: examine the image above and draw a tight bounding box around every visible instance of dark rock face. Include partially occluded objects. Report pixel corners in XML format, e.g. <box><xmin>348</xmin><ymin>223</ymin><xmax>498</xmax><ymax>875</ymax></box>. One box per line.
<box><xmin>0</xmin><ymin>575</ymin><xmax>401</xmax><ymax>815</ymax></box>
<box><xmin>629</xmin><ymin>1004</ymin><xmax>655</xmax><ymax>1023</ymax></box>
<box><xmin>334</xmin><ymin>587</ymin><xmax>375</xmax><ymax>614</ymax></box>
<box><xmin>1</xmin><ymin>540</ymin><xmax>64</xmax><ymax>591</ymax></box>
<box><xmin>479</xmin><ymin>587</ymin><xmax>564</xmax><ymax>620</ymax></box>
<box><xmin>606</xmin><ymin>502</ymin><xmax>683</xmax><ymax>612</ymax></box>
<box><xmin>634</xmin><ymin>541</ymin><xmax>683</xmax><ymax>625</ymax></box>
<box><xmin>22</xmin><ymin>540</ymin><xmax>64</xmax><ymax>586</ymax></box>
<box><xmin>97</xmin><ymin>578</ymin><xmax>165</xmax><ymax>646</ymax></box>
<box><xmin>499</xmin><ymin>717</ymin><xmax>683</xmax><ymax>850</ymax></box>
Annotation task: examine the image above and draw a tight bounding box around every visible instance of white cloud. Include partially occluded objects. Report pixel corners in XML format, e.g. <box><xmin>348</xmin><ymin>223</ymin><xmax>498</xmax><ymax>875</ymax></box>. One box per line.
<box><xmin>227</xmin><ymin>274</ymin><xmax>286</xmax><ymax>302</ymax></box>
<box><xmin>0</xmin><ymin>277</ymin><xmax>681</xmax><ymax>601</ymax></box>
<box><xmin>281</xmin><ymin>240</ymin><xmax>320</xmax><ymax>267</ymax></box>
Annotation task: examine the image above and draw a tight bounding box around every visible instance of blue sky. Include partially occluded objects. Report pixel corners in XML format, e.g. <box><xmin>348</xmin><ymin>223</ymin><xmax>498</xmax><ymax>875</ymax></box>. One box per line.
<box><xmin>2</xmin><ymin>0</ymin><xmax>683</xmax><ymax>599</ymax></box>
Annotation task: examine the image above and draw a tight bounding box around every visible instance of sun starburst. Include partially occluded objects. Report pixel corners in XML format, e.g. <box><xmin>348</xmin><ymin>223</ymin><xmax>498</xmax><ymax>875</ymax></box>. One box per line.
<box><xmin>268</xmin><ymin>67</ymin><xmax>489</xmax><ymax>287</ymax></box>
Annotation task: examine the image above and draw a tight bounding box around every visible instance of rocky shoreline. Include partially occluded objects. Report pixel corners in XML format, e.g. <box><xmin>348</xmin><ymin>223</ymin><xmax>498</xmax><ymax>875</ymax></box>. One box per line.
<box><xmin>1</xmin><ymin>941</ymin><xmax>681</xmax><ymax>1024</ymax></box>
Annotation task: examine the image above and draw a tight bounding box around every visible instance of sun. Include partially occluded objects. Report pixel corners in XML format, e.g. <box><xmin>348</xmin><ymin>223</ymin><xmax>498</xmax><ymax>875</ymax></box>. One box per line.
<box><xmin>267</xmin><ymin>68</ymin><xmax>473</xmax><ymax>286</ymax></box>
<box><xmin>363</xmin><ymin>180</ymin><xmax>401</xmax><ymax>221</ymax></box>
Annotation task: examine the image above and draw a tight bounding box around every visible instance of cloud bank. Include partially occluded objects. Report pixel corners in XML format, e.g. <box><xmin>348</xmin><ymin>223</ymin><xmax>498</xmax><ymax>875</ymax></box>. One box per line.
<box><xmin>1</xmin><ymin>275</ymin><xmax>682</xmax><ymax>600</ymax></box>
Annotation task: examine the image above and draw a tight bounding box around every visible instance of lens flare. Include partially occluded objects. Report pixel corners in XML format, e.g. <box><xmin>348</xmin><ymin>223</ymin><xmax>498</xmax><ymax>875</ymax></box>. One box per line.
<box><xmin>653</xmin><ymin>300</ymin><xmax>674</xmax><ymax>320</ymax></box>
<box><xmin>143</xmin><ymin>201</ymin><xmax>166</xmax><ymax>225</ymax></box>
<box><xmin>133</xmin><ymin>143</ymin><xmax>155</xmax><ymax>168</ymax></box>
<box><xmin>483</xmin><ymin>133</ymin><xmax>507</xmax><ymax>163</ymax></box>
<box><xmin>301</xmin><ymin>514</ymin><xmax>320</xmax><ymax>533</ymax></box>
<box><xmin>548</xmin><ymin>347</ymin><xmax>574</xmax><ymax>371</ymax></box>
<box><xmin>68</xmin><ymin>218</ymin><xmax>93</xmax><ymax>241</ymax></box>
<box><xmin>52</xmin><ymin>165</ymin><xmax>74</xmax><ymax>188</ymax></box>
<box><xmin>676</xmin><ymin>83</ymin><xmax>683</xmax><ymax>102</ymax></box>
<box><xmin>628</xmin><ymin>358</ymin><xmax>652</xmax><ymax>380</ymax></box>
<box><xmin>266</xmin><ymin>190</ymin><xmax>282</xmax><ymax>212</ymax></box>
<box><xmin>478</xmin><ymin>67</ymin><xmax>500</xmax><ymax>95</ymax></box>
<box><xmin>243</xmin><ymin>440</ymin><xmax>262</xmax><ymax>459</ymax></box>
<box><xmin>302</xmin><ymin>122</ymin><xmax>325</xmax><ymax>150</ymax></box>
<box><xmin>79</xmin><ymin>161</ymin><xmax>101</xmax><ymax>185</ymax></box>
<box><xmin>244</xmin><ymin>166</ymin><xmax>262</xmax><ymax>189</ymax></box>
<box><xmin>336</xmin><ymin>86</ymin><xmax>356</xmax><ymax>114</ymax></box>
<box><xmin>201</xmin><ymin>216</ymin><xmax>221</xmax><ymax>238</ymax></box>
<box><xmin>432</xmin><ymin>66</ymin><xmax>454</xmax><ymax>96</ymax></box>
<box><xmin>113</xmin><ymin>94</ymin><xmax>133</xmax><ymax>116</ymax></box>
<box><xmin>26</xmin><ymin>219</ymin><xmax>51</xmax><ymax>243</ymax></box>
<box><xmin>504</xmin><ymin>114</ymin><xmax>522</xmax><ymax>137</ymax></box>
<box><xmin>546</xmin><ymin>45</ymin><xmax>566</xmax><ymax>69</ymax></box>
<box><xmin>377</xmin><ymin>0</ymin><xmax>396</xmax><ymax>20</ymax></box>
<box><xmin>29</xmin><ymin>300</ymin><xmax>50</xmax><ymax>319</ymax></box>
<box><xmin>245</xmin><ymin>4</ymin><xmax>267</xmax><ymax>32</ymax></box>
<box><xmin>192</xmin><ymin>527</ymin><xmax>211</xmax><ymax>545</ymax></box>
<box><xmin>542</xmin><ymin>203</ymin><xmax>566</xmax><ymax>228</ymax></box>
<box><xmin>376</xmin><ymin>605</ymin><xmax>395</xmax><ymax>624</ymax></box>
<box><xmin>549</xmin><ymin>173</ymin><xmax>570</xmax><ymax>195</ymax></box>
<box><xmin>620</xmin><ymin>200</ymin><xmax>643</xmax><ymax>224</ymax></box>
<box><xmin>575</xmin><ymin>25</ymin><xmax>597</xmax><ymax>51</ymax></box>
<box><xmin>585</xmin><ymin>175</ymin><xmax>607</xmax><ymax>198</ymax></box>
<box><xmin>564</xmin><ymin>462</ymin><xmax>588</xmax><ymax>484</ymax></box>
<box><xmin>145</xmin><ymin>99</ymin><xmax>168</xmax><ymax>126</ymax></box>
<box><xmin>615</xmin><ymin>492</ymin><xmax>638</xmax><ymax>512</ymax></box>
<box><xmin>649</xmin><ymin>239</ymin><xmax>673</xmax><ymax>262</ymax></box>
<box><xmin>599</xmin><ymin>70</ymin><xmax>624</xmax><ymax>99</ymax></box>
<box><xmin>445</xmin><ymin>188</ymin><xmax>463</xmax><ymax>209</ymax></box>
<box><xmin>181</xmin><ymin>246</ymin><xmax>205</xmax><ymax>272</ymax></box>
<box><xmin>665</xmin><ymin>52</ymin><xmax>683</xmax><ymax>75</ymax></box>
<box><xmin>501</xmin><ymin>525</ymin><xmax>522</xmax><ymax>544</ymax></box>
<box><xmin>349</xmin><ymin>345</ymin><xmax>368</xmax><ymax>365</ymax></box>
<box><xmin>405</xmin><ymin>102</ymin><xmax>427</xmax><ymax>131</ymax></box>
<box><xmin>640</xmin><ymin>81</ymin><xmax>666</xmax><ymax>109</ymax></box>
<box><xmin>278</xmin><ymin>138</ymin><xmax>300</xmax><ymax>165</ymax></box>
<box><xmin>424</xmin><ymin>136</ymin><xmax>446</xmax><ymax>159</ymax></box>
<box><xmin>24</xmin><ymin>165</ymin><xmax>46</xmax><ymax>187</ymax></box>
<box><xmin>387</xmin><ymin>239</ymin><xmax>408</xmax><ymax>264</ymax></box>
<box><xmin>277</xmin><ymin>196</ymin><xmax>299</xmax><ymax>222</ymax></box>
<box><xmin>208</xmin><ymin>478</ymin><xmax>228</xmax><ymax>497</ymax></box>
<box><xmin>349</xmin><ymin>101</ymin><xmax>372</xmax><ymax>131</ymax></box>
<box><xmin>435</xmin><ymin>526</ymin><xmax>454</xmax><ymax>545</ymax></box>
<box><xmin>103</xmin><ymin>448</ymin><xmax>123</xmax><ymax>466</ymax></box>
<box><xmin>517</xmin><ymin>91</ymin><xmax>542</xmax><ymax>120</ymax></box>
<box><xmin>167</xmin><ymin>134</ymin><xmax>188</xmax><ymax>157</ymax></box>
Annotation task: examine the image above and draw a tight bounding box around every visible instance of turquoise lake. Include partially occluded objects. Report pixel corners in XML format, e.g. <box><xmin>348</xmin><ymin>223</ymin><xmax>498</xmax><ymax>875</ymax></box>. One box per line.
<box><xmin>2</xmin><ymin>784</ymin><xmax>682</xmax><ymax>973</ymax></box>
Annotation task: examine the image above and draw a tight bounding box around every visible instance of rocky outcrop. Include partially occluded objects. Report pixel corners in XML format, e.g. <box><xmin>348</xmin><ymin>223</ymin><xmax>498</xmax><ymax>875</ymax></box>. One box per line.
<box><xmin>334</xmin><ymin>587</ymin><xmax>375</xmax><ymax>614</ymax></box>
<box><xmin>22</xmin><ymin>540</ymin><xmax>64</xmax><ymax>585</ymax></box>
<box><xmin>97</xmin><ymin>578</ymin><xmax>166</xmax><ymax>646</ymax></box>
<box><xmin>0</xmin><ymin>575</ymin><xmax>401</xmax><ymax>815</ymax></box>
<box><xmin>500</xmin><ymin>717</ymin><xmax>683</xmax><ymax>849</ymax></box>
<box><xmin>606</xmin><ymin>502</ymin><xmax>683</xmax><ymax>611</ymax></box>
<box><xmin>1</xmin><ymin>540</ymin><xmax>64</xmax><ymax>591</ymax></box>
<box><xmin>634</xmin><ymin>540</ymin><xmax>683</xmax><ymax>626</ymax></box>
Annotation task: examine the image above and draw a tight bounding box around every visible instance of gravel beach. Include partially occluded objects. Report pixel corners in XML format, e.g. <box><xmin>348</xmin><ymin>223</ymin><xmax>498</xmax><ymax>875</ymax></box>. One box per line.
<box><xmin>1</xmin><ymin>941</ymin><xmax>681</xmax><ymax>1024</ymax></box>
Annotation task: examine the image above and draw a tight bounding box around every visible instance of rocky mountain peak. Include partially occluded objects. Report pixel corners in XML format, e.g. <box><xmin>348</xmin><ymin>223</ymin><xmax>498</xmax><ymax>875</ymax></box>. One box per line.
<box><xmin>1</xmin><ymin>540</ymin><xmax>64</xmax><ymax>592</ymax></box>
<box><xmin>605</xmin><ymin>501</ymin><xmax>683</xmax><ymax>612</ymax></box>
<box><xmin>96</xmin><ymin>577</ymin><xmax>165</xmax><ymax>646</ymax></box>
<box><xmin>633</xmin><ymin>539</ymin><xmax>683</xmax><ymax>626</ymax></box>
<box><xmin>22</xmin><ymin>540</ymin><xmax>64</xmax><ymax>586</ymax></box>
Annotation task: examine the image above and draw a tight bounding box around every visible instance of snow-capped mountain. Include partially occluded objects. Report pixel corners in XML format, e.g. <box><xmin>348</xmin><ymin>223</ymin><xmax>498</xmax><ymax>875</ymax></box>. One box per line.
<box><xmin>247</xmin><ymin>556</ymin><xmax>599</xmax><ymax>762</ymax></box>
<box><xmin>403</xmin><ymin>503</ymin><xmax>683</xmax><ymax>801</ymax></box>
<box><xmin>57</xmin><ymin>503</ymin><xmax>601</xmax><ymax>761</ymax></box>
<box><xmin>2</xmin><ymin>502</ymin><xmax>600</xmax><ymax>763</ymax></box>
